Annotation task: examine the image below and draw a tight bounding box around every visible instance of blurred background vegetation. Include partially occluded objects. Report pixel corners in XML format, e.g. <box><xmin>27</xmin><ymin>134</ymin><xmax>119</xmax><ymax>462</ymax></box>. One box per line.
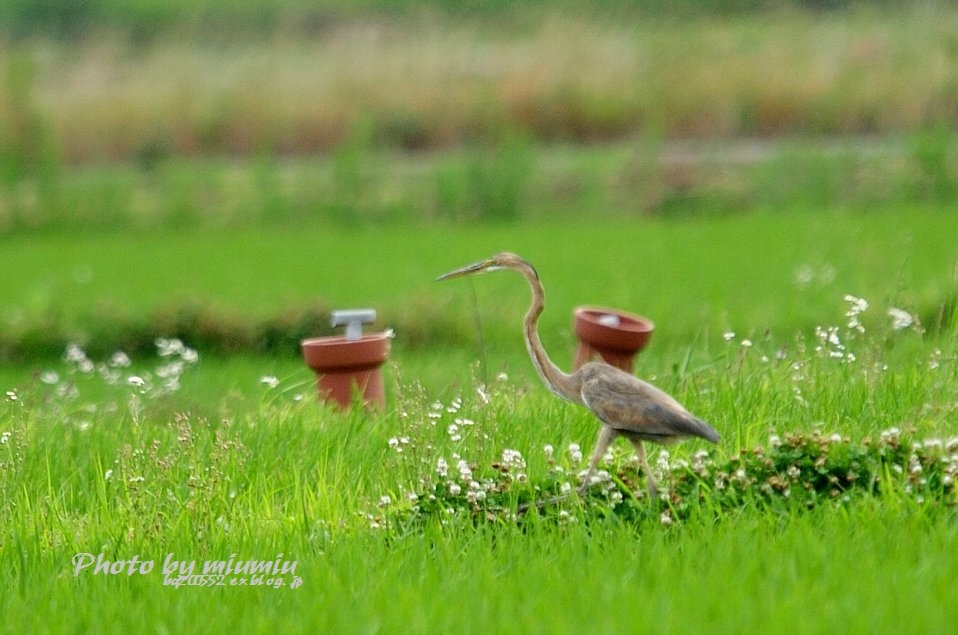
<box><xmin>3</xmin><ymin>0</ymin><xmax>958</xmax><ymax>227</ymax></box>
<box><xmin>4</xmin><ymin>0</ymin><xmax>958</xmax><ymax>164</ymax></box>
<box><xmin>0</xmin><ymin>1</ymin><xmax>912</xmax><ymax>40</ymax></box>
<box><xmin>2</xmin><ymin>0</ymin><xmax>957</xmax><ymax>363</ymax></box>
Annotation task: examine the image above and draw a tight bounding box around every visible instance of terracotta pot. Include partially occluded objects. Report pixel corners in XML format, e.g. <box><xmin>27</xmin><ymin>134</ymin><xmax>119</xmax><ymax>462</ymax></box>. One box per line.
<box><xmin>573</xmin><ymin>306</ymin><xmax>654</xmax><ymax>373</ymax></box>
<box><xmin>301</xmin><ymin>333</ymin><xmax>391</xmax><ymax>410</ymax></box>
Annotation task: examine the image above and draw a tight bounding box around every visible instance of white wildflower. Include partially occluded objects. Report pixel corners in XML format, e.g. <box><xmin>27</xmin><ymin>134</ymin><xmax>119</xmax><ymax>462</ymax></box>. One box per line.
<box><xmin>155</xmin><ymin>337</ymin><xmax>182</xmax><ymax>357</ymax></box>
<box><xmin>65</xmin><ymin>343</ymin><xmax>88</xmax><ymax>364</ymax></box>
<box><xmin>887</xmin><ymin>308</ymin><xmax>914</xmax><ymax>331</ymax></box>
<box><xmin>501</xmin><ymin>449</ymin><xmax>526</xmax><ymax>470</ymax></box>
<box><xmin>180</xmin><ymin>347</ymin><xmax>199</xmax><ymax>364</ymax></box>
<box><xmin>466</xmin><ymin>488</ymin><xmax>486</xmax><ymax>503</ymax></box>
<box><xmin>880</xmin><ymin>427</ymin><xmax>901</xmax><ymax>442</ymax></box>
<box><xmin>109</xmin><ymin>351</ymin><xmax>131</xmax><ymax>368</ymax></box>
<box><xmin>656</xmin><ymin>449</ymin><xmax>671</xmax><ymax>471</ymax></box>
<box><xmin>456</xmin><ymin>459</ymin><xmax>472</xmax><ymax>482</ymax></box>
<box><xmin>40</xmin><ymin>371</ymin><xmax>60</xmax><ymax>385</ymax></box>
<box><xmin>844</xmin><ymin>294</ymin><xmax>868</xmax><ymax>333</ymax></box>
<box><xmin>568</xmin><ymin>443</ymin><xmax>583</xmax><ymax>463</ymax></box>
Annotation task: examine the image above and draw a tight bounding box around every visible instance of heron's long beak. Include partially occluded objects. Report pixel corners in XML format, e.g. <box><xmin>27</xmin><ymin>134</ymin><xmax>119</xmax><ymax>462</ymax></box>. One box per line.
<box><xmin>435</xmin><ymin>259</ymin><xmax>490</xmax><ymax>281</ymax></box>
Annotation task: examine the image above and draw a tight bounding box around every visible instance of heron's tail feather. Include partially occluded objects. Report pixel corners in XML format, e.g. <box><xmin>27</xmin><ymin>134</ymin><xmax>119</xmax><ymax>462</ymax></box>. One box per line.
<box><xmin>688</xmin><ymin>416</ymin><xmax>720</xmax><ymax>443</ymax></box>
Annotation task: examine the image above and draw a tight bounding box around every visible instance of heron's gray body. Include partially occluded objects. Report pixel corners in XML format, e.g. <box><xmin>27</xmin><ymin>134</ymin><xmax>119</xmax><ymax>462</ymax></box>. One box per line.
<box><xmin>576</xmin><ymin>361</ymin><xmax>719</xmax><ymax>444</ymax></box>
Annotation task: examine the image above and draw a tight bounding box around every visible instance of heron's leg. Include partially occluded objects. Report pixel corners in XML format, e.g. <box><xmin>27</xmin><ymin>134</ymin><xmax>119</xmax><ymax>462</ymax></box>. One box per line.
<box><xmin>579</xmin><ymin>426</ymin><xmax>615</xmax><ymax>494</ymax></box>
<box><xmin>629</xmin><ymin>440</ymin><xmax>658</xmax><ymax>499</ymax></box>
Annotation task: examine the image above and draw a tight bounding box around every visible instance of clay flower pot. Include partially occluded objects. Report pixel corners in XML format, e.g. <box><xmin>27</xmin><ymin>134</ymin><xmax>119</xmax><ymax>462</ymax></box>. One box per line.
<box><xmin>301</xmin><ymin>332</ymin><xmax>391</xmax><ymax>410</ymax></box>
<box><xmin>573</xmin><ymin>306</ymin><xmax>654</xmax><ymax>373</ymax></box>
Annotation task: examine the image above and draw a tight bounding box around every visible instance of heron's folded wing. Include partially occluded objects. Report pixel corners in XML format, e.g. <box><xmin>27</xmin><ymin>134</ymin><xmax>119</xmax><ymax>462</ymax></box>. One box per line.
<box><xmin>580</xmin><ymin>371</ymin><xmax>718</xmax><ymax>443</ymax></box>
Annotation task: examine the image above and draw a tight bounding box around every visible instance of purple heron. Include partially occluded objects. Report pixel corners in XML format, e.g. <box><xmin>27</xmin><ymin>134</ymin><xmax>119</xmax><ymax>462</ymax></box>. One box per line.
<box><xmin>437</xmin><ymin>252</ymin><xmax>719</xmax><ymax>498</ymax></box>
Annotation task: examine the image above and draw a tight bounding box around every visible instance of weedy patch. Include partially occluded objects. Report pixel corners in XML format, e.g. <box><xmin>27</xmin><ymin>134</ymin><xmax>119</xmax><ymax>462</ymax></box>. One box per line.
<box><xmin>373</xmin><ymin>427</ymin><xmax>958</xmax><ymax>531</ymax></box>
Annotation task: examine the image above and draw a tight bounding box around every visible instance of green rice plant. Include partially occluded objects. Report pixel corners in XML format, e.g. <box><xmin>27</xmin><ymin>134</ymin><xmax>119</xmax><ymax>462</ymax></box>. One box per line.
<box><xmin>1</xmin><ymin>283</ymin><xmax>957</xmax><ymax>632</ymax></box>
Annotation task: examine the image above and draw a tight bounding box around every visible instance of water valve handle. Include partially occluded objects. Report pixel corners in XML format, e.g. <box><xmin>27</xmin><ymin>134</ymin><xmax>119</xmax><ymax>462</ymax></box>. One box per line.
<box><xmin>331</xmin><ymin>309</ymin><xmax>377</xmax><ymax>341</ymax></box>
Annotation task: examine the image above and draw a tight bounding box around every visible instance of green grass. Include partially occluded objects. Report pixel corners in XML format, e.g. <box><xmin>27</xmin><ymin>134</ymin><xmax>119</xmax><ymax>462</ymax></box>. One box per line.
<box><xmin>2</xmin><ymin>204</ymin><xmax>956</xmax><ymax>368</ymax></box>
<box><xmin>10</xmin><ymin>509</ymin><xmax>958</xmax><ymax>632</ymax></box>
<box><xmin>1</xmin><ymin>310</ymin><xmax>956</xmax><ymax>632</ymax></box>
<box><xmin>1</xmin><ymin>199</ymin><xmax>957</xmax><ymax>632</ymax></box>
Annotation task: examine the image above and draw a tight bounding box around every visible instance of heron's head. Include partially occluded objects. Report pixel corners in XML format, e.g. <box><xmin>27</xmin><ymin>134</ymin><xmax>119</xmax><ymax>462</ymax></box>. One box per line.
<box><xmin>436</xmin><ymin>252</ymin><xmax>536</xmax><ymax>281</ymax></box>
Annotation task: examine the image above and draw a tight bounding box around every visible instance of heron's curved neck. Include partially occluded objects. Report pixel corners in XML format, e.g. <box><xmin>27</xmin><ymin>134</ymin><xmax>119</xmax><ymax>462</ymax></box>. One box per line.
<box><xmin>518</xmin><ymin>264</ymin><xmax>579</xmax><ymax>401</ymax></box>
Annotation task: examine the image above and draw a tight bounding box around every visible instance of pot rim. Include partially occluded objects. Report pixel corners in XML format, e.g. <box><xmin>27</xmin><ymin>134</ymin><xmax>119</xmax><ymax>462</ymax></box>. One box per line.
<box><xmin>574</xmin><ymin>306</ymin><xmax>654</xmax><ymax>351</ymax></box>
<box><xmin>301</xmin><ymin>332</ymin><xmax>391</xmax><ymax>370</ymax></box>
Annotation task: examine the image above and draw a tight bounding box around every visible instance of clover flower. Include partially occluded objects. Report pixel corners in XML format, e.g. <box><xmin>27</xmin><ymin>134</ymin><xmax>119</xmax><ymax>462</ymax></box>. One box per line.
<box><xmin>500</xmin><ymin>449</ymin><xmax>526</xmax><ymax>471</ymax></box>
<box><xmin>456</xmin><ymin>459</ymin><xmax>472</xmax><ymax>482</ymax></box>
<box><xmin>568</xmin><ymin>443</ymin><xmax>583</xmax><ymax>463</ymax></box>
